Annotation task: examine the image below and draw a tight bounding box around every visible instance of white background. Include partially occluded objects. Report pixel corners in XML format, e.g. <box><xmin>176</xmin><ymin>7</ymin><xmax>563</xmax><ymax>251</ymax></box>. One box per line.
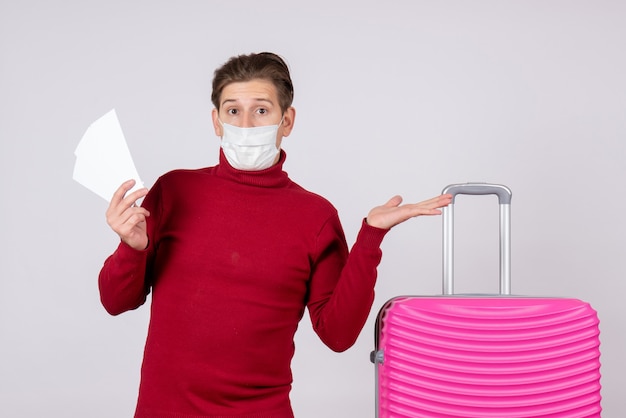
<box><xmin>1</xmin><ymin>1</ymin><xmax>624</xmax><ymax>416</ymax></box>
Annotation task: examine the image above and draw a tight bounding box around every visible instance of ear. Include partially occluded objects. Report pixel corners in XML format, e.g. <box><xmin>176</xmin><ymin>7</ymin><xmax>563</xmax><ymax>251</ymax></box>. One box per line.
<box><xmin>280</xmin><ymin>107</ymin><xmax>296</xmax><ymax>137</ymax></box>
<box><xmin>211</xmin><ymin>108</ymin><xmax>223</xmax><ymax>137</ymax></box>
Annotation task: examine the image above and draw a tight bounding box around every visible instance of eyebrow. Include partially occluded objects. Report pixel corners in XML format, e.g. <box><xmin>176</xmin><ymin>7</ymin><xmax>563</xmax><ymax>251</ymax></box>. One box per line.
<box><xmin>220</xmin><ymin>98</ymin><xmax>275</xmax><ymax>107</ymax></box>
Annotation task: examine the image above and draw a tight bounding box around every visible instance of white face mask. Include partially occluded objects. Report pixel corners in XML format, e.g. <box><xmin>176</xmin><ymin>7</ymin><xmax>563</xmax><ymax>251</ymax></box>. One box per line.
<box><xmin>219</xmin><ymin>119</ymin><xmax>282</xmax><ymax>171</ymax></box>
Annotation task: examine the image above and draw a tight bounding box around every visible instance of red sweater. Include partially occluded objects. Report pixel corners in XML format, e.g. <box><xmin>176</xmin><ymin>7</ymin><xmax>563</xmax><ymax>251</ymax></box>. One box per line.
<box><xmin>99</xmin><ymin>150</ymin><xmax>388</xmax><ymax>417</ymax></box>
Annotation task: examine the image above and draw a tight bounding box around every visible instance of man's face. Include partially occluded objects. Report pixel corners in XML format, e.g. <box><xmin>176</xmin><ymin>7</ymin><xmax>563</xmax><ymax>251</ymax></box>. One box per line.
<box><xmin>212</xmin><ymin>79</ymin><xmax>295</xmax><ymax>149</ymax></box>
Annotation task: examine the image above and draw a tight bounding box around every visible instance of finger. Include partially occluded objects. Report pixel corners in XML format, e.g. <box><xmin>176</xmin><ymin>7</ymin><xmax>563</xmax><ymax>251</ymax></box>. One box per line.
<box><xmin>406</xmin><ymin>205</ymin><xmax>443</xmax><ymax>216</ymax></box>
<box><xmin>110</xmin><ymin>210</ymin><xmax>150</xmax><ymax>241</ymax></box>
<box><xmin>110</xmin><ymin>179</ymin><xmax>136</xmax><ymax>205</ymax></box>
<box><xmin>107</xmin><ymin>180</ymin><xmax>139</xmax><ymax>219</ymax></box>
<box><xmin>120</xmin><ymin>206</ymin><xmax>150</xmax><ymax>225</ymax></box>
<box><xmin>107</xmin><ymin>203</ymin><xmax>150</xmax><ymax>230</ymax></box>
<box><xmin>123</xmin><ymin>210</ymin><xmax>148</xmax><ymax>228</ymax></box>
<box><xmin>435</xmin><ymin>194</ymin><xmax>453</xmax><ymax>208</ymax></box>
<box><xmin>417</xmin><ymin>194</ymin><xmax>452</xmax><ymax>209</ymax></box>
<box><xmin>108</xmin><ymin>186</ymin><xmax>149</xmax><ymax>222</ymax></box>
<box><xmin>402</xmin><ymin>198</ymin><xmax>448</xmax><ymax>215</ymax></box>
<box><xmin>121</xmin><ymin>187</ymin><xmax>149</xmax><ymax>208</ymax></box>
<box><xmin>115</xmin><ymin>213</ymin><xmax>144</xmax><ymax>233</ymax></box>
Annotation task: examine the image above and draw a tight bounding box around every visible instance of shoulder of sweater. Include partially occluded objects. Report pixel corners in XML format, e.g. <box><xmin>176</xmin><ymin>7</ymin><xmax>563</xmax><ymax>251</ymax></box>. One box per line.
<box><xmin>152</xmin><ymin>167</ymin><xmax>214</xmax><ymax>186</ymax></box>
<box><xmin>158</xmin><ymin>167</ymin><xmax>211</xmax><ymax>179</ymax></box>
<box><xmin>284</xmin><ymin>180</ymin><xmax>339</xmax><ymax>215</ymax></box>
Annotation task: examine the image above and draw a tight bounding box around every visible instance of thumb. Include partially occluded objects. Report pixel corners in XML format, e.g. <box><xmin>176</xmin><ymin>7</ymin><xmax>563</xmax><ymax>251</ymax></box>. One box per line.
<box><xmin>385</xmin><ymin>195</ymin><xmax>403</xmax><ymax>208</ymax></box>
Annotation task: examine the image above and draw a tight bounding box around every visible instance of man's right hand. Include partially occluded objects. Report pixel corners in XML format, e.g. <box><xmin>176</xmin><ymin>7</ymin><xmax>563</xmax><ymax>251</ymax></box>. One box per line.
<box><xmin>106</xmin><ymin>180</ymin><xmax>150</xmax><ymax>250</ymax></box>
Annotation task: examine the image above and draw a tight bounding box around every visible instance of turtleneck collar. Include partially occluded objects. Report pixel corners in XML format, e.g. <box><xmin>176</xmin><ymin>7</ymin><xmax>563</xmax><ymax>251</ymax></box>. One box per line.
<box><xmin>214</xmin><ymin>149</ymin><xmax>290</xmax><ymax>188</ymax></box>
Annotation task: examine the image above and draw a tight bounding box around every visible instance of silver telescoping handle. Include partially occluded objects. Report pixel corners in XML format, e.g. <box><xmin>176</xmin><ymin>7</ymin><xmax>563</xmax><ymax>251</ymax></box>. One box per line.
<box><xmin>442</xmin><ymin>183</ymin><xmax>512</xmax><ymax>296</ymax></box>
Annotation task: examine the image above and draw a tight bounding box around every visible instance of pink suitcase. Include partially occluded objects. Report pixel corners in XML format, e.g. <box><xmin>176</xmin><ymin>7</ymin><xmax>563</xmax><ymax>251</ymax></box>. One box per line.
<box><xmin>371</xmin><ymin>183</ymin><xmax>602</xmax><ymax>417</ymax></box>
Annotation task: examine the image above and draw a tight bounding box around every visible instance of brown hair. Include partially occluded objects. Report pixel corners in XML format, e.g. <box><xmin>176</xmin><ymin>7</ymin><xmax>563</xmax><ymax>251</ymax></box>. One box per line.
<box><xmin>211</xmin><ymin>52</ymin><xmax>294</xmax><ymax>113</ymax></box>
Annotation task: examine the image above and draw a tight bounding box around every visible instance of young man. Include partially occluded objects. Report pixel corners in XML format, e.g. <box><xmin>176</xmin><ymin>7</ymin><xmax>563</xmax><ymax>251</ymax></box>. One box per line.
<box><xmin>100</xmin><ymin>52</ymin><xmax>452</xmax><ymax>418</ymax></box>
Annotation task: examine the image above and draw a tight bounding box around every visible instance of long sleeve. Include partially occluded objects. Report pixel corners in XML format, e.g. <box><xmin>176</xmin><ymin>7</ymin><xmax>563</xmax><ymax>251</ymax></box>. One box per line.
<box><xmin>306</xmin><ymin>216</ymin><xmax>388</xmax><ymax>352</ymax></box>
<box><xmin>98</xmin><ymin>180</ymin><xmax>162</xmax><ymax>316</ymax></box>
<box><xmin>98</xmin><ymin>242</ymin><xmax>150</xmax><ymax>315</ymax></box>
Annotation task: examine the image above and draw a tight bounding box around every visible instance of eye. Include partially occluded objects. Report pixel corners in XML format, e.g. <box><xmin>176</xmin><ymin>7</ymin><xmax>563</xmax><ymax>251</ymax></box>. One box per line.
<box><xmin>227</xmin><ymin>108</ymin><xmax>238</xmax><ymax>115</ymax></box>
<box><xmin>256</xmin><ymin>108</ymin><xmax>267</xmax><ymax>115</ymax></box>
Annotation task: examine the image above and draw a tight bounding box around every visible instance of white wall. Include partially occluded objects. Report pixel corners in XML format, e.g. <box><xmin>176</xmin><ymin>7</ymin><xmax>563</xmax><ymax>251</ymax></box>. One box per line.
<box><xmin>1</xmin><ymin>1</ymin><xmax>624</xmax><ymax>416</ymax></box>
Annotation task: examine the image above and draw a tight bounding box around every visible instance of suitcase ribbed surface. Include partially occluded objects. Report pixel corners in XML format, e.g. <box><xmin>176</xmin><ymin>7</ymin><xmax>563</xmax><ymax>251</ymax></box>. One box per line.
<box><xmin>376</xmin><ymin>297</ymin><xmax>601</xmax><ymax>418</ymax></box>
